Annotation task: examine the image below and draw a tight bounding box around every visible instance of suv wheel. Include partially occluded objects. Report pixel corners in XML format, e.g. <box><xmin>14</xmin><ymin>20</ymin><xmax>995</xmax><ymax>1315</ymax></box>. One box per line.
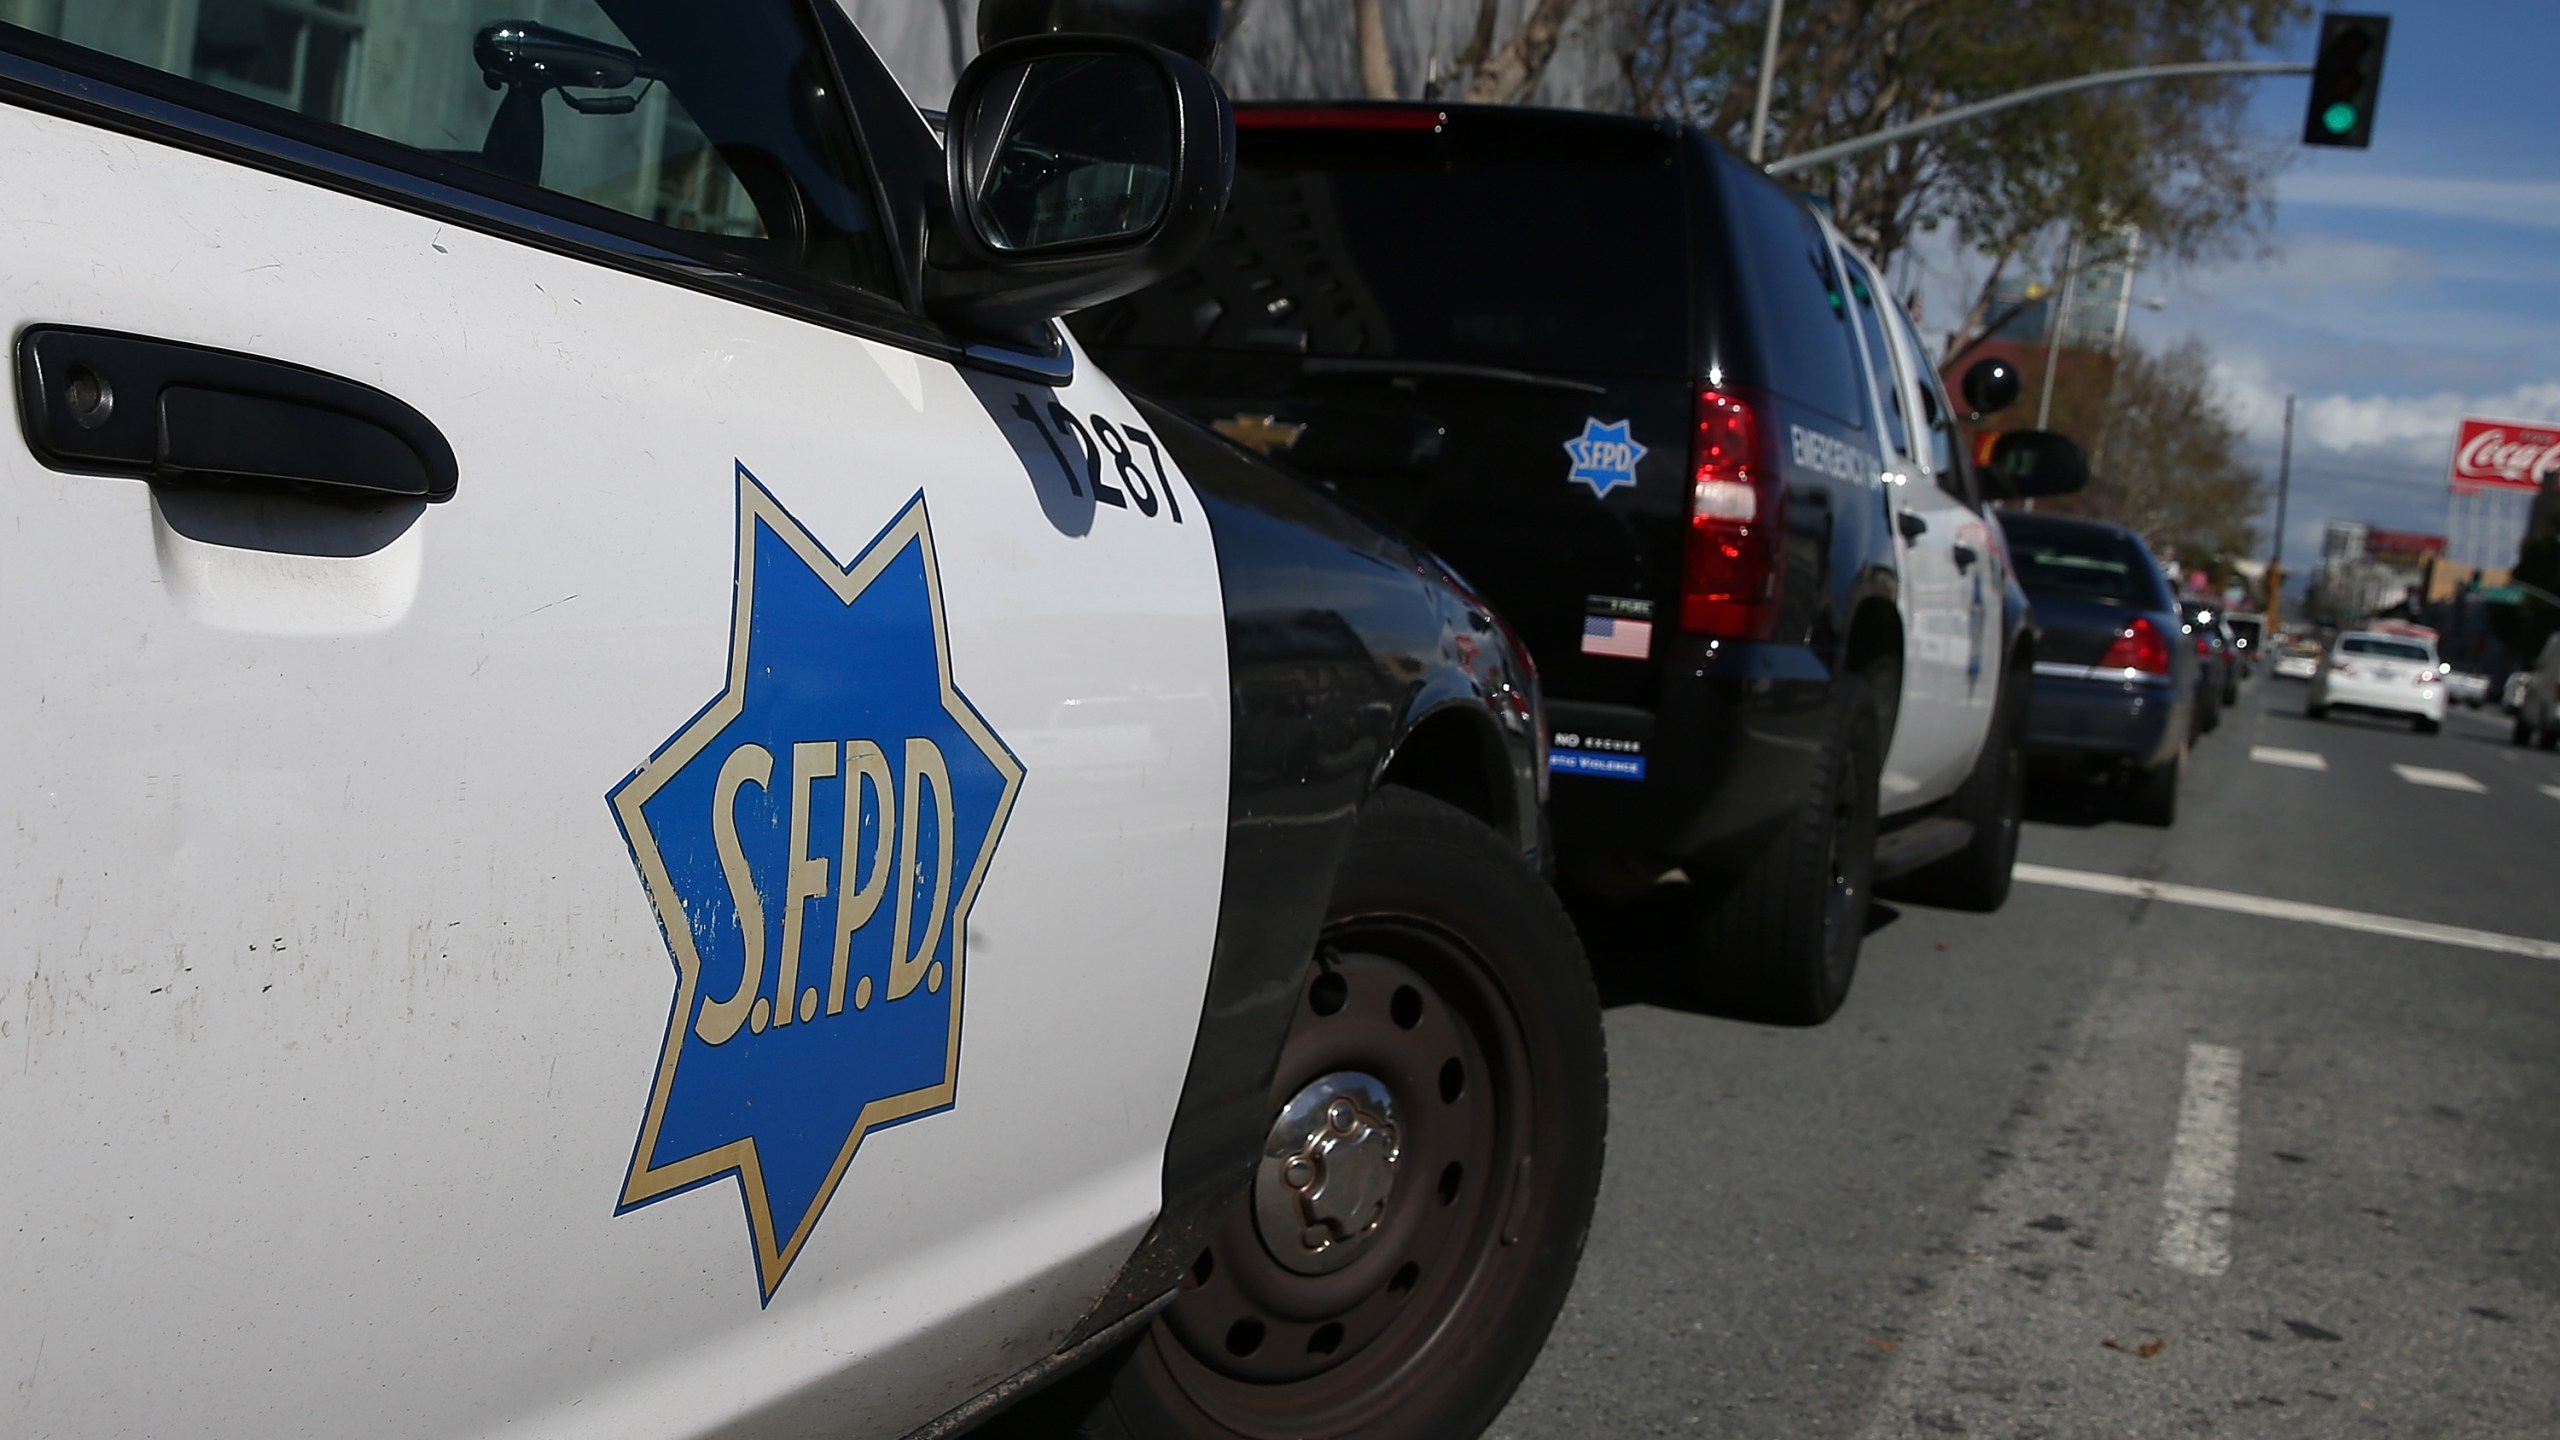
<box><xmin>1040</xmin><ymin>787</ymin><xmax>1606</xmax><ymax>1440</ymax></box>
<box><xmin>1695</xmin><ymin>671</ymin><xmax>1883</xmax><ymax>1025</ymax></box>
<box><xmin>1898</xmin><ymin>670</ymin><xmax>2024</xmax><ymax>912</ymax></box>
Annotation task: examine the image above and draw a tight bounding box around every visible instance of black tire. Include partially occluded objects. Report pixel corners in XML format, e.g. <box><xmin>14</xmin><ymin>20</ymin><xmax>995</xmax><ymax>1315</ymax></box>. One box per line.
<box><xmin>2415</xmin><ymin>716</ymin><xmax>2440</xmax><ymax>736</ymax></box>
<box><xmin>1898</xmin><ymin>670</ymin><xmax>2024</xmax><ymax>913</ymax></box>
<box><xmin>2515</xmin><ymin>714</ymin><xmax>2533</xmax><ymax>747</ymax></box>
<box><xmin>2307</xmin><ymin>701</ymin><xmax>2329</xmax><ymax>720</ymax></box>
<box><xmin>2125</xmin><ymin>742</ymin><xmax>2183</xmax><ymax>827</ymax></box>
<box><xmin>2195</xmin><ymin>682</ymin><xmax>2221</xmax><ymax>735</ymax></box>
<box><xmin>1692</xmin><ymin>672</ymin><xmax>1883</xmax><ymax>1026</ymax></box>
<box><xmin>2540</xmin><ymin>722</ymin><xmax>2558</xmax><ymax>753</ymax></box>
<box><xmin>1045</xmin><ymin>787</ymin><xmax>1607</xmax><ymax>1440</ymax></box>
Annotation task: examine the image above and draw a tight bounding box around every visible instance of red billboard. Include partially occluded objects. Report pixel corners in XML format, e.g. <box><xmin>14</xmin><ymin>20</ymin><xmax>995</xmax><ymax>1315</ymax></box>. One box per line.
<box><xmin>2364</xmin><ymin>528</ymin><xmax>2445</xmax><ymax>561</ymax></box>
<box><xmin>2449</xmin><ymin>414</ymin><xmax>2560</xmax><ymax>492</ymax></box>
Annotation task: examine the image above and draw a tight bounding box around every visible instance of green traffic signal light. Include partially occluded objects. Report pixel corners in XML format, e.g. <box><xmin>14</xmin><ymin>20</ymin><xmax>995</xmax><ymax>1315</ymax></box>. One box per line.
<box><xmin>2302</xmin><ymin>13</ymin><xmax>2389</xmax><ymax>150</ymax></box>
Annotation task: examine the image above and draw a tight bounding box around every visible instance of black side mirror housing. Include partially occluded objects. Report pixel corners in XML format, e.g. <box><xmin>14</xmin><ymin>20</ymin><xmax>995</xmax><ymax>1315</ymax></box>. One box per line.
<box><xmin>978</xmin><ymin>0</ymin><xmax>1223</xmax><ymax>63</ymax></box>
<box><xmin>1960</xmin><ymin>357</ymin><xmax>2022</xmax><ymax>419</ymax></box>
<box><xmin>1988</xmin><ymin>429</ymin><xmax>2089</xmax><ymax>499</ymax></box>
<box><xmin>925</xmin><ymin>34</ymin><xmax>1234</xmax><ymax>334</ymax></box>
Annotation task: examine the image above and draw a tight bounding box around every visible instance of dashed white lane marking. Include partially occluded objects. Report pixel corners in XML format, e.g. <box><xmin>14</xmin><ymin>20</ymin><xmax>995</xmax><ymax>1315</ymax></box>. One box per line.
<box><xmin>2392</xmin><ymin>764</ymin><xmax>2487</xmax><ymax>792</ymax></box>
<box><xmin>2013</xmin><ymin>863</ymin><xmax>2560</xmax><ymax>962</ymax></box>
<box><xmin>2543</xmin><ymin>784</ymin><xmax>2560</xmax><ymax>802</ymax></box>
<box><xmin>2156</xmin><ymin>1042</ymin><xmax>2242</xmax><ymax>1277</ymax></box>
<box><xmin>2249</xmin><ymin>745</ymin><xmax>2328</xmax><ymax>770</ymax></box>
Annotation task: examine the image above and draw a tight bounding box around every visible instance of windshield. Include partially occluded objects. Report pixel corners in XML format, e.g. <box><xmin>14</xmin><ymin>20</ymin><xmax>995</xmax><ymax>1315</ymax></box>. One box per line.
<box><xmin>2339</xmin><ymin>637</ymin><xmax>2434</xmax><ymax>662</ymax></box>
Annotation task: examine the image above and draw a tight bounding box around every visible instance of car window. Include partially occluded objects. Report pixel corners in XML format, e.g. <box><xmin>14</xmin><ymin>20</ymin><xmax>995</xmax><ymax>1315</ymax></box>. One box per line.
<box><xmin>1888</xmin><ymin>300</ymin><xmax>1968</xmax><ymax>502</ymax></box>
<box><xmin>1079</xmin><ymin>124</ymin><xmax>1691</xmax><ymax>376</ymax></box>
<box><xmin>1719</xmin><ymin>156</ymin><xmax>1867</xmax><ymax>428</ymax></box>
<box><xmin>2339</xmin><ymin>637</ymin><xmax>2433</xmax><ymax>662</ymax></box>
<box><xmin>15</xmin><ymin>0</ymin><xmax>895</xmax><ymax>294</ymax></box>
<box><xmin>1845</xmin><ymin>259</ymin><xmax>1911</xmax><ymax>461</ymax></box>
<box><xmin>1998</xmin><ymin>518</ymin><xmax>2162</xmax><ymax>605</ymax></box>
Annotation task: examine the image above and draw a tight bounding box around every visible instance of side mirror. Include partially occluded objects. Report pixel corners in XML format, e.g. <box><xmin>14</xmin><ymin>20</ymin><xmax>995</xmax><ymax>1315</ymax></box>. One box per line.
<box><xmin>927</xmin><ymin>36</ymin><xmax>1234</xmax><ymax>333</ymax></box>
<box><xmin>1960</xmin><ymin>357</ymin><xmax>2022</xmax><ymax>419</ymax></box>
<box><xmin>978</xmin><ymin>0</ymin><xmax>1223</xmax><ymax>63</ymax></box>
<box><xmin>1988</xmin><ymin>429</ymin><xmax>2088</xmax><ymax>499</ymax></box>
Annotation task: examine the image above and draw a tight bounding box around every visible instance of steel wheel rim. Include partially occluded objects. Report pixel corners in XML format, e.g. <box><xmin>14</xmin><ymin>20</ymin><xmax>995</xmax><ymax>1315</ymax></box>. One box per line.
<box><xmin>1152</xmin><ymin>917</ymin><xmax>1539</xmax><ymax>1435</ymax></box>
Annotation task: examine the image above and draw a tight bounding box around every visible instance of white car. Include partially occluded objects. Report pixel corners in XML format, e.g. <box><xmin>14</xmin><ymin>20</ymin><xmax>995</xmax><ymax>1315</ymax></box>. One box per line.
<box><xmin>0</xmin><ymin>7</ymin><xmax>1607</xmax><ymax>1440</ymax></box>
<box><xmin>2307</xmin><ymin>631</ymin><xmax>2447</xmax><ymax>732</ymax></box>
<box><xmin>2443</xmin><ymin>668</ymin><xmax>2493</xmax><ymax>708</ymax></box>
<box><xmin>2271</xmin><ymin>638</ymin><xmax>2323</xmax><ymax>680</ymax></box>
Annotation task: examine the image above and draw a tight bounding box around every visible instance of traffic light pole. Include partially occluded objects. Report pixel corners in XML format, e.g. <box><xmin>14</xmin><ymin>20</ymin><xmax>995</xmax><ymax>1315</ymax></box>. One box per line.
<box><xmin>1763</xmin><ymin>59</ymin><xmax>2313</xmax><ymax>176</ymax></box>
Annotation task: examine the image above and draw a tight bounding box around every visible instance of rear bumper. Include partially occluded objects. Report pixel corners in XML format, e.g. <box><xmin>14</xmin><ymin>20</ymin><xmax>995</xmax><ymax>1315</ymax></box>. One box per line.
<box><xmin>2023</xmin><ymin>664</ymin><xmax>2184</xmax><ymax>768</ymax></box>
<box><xmin>1544</xmin><ymin>639</ymin><xmax>1833</xmax><ymax>877</ymax></box>
<box><xmin>2313</xmin><ymin>675</ymin><xmax>2446</xmax><ymax>721</ymax></box>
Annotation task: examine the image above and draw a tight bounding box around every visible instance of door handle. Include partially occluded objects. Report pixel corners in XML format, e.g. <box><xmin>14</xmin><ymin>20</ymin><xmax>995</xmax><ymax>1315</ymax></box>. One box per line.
<box><xmin>16</xmin><ymin>327</ymin><xmax>457</xmax><ymax>502</ymax></box>
<box><xmin>1896</xmin><ymin>511</ymin><xmax>1928</xmax><ymax>543</ymax></box>
<box><xmin>1953</xmin><ymin>543</ymin><xmax>1980</xmax><ymax>570</ymax></box>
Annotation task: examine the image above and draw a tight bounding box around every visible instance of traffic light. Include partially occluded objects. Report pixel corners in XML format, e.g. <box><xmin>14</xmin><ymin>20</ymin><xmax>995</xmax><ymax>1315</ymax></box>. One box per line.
<box><xmin>2302</xmin><ymin>13</ymin><xmax>2389</xmax><ymax>149</ymax></box>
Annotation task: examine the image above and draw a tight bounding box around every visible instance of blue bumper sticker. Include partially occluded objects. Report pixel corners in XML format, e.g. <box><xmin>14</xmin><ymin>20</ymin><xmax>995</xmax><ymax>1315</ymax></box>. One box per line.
<box><xmin>1564</xmin><ymin>417</ymin><xmax>1647</xmax><ymax>498</ymax></box>
<box><xmin>1550</xmin><ymin>748</ymin><xmax>1647</xmax><ymax>781</ymax></box>
<box><xmin>608</xmin><ymin>466</ymin><xmax>1024</xmax><ymax>1302</ymax></box>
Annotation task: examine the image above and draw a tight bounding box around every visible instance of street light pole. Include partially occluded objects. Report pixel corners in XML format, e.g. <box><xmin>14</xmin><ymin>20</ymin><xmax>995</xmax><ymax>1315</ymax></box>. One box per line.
<box><xmin>2034</xmin><ymin>231</ymin><xmax>2080</xmax><ymax>432</ymax></box>
<box><xmin>1748</xmin><ymin>0</ymin><xmax>1786</xmax><ymax>164</ymax></box>
<box><xmin>2268</xmin><ymin>394</ymin><xmax>2295</xmax><ymax>631</ymax></box>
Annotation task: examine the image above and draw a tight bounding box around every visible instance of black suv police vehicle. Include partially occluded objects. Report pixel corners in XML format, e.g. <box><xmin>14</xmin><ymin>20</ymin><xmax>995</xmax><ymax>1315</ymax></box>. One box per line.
<box><xmin>1081</xmin><ymin>102</ymin><xmax>2084</xmax><ymax>1024</ymax></box>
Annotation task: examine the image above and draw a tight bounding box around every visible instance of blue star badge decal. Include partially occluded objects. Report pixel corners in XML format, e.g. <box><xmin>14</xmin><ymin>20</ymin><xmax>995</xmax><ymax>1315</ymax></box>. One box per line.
<box><xmin>1563</xmin><ymin>417</ymin><xmax>1648</xmax><ymax>498</ymax></box>
<box><xmin>609</xmin><ymin>467</ymin><xmax>1024</xmax><ymax>1302</ymax></box>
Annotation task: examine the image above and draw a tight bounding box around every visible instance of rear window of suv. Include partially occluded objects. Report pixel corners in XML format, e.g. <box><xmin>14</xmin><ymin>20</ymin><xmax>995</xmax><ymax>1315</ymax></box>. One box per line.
<box><xmin>1078</xmin><ymin>117</ymin><xmax>1690</xmax><ymax>377</ymax></box>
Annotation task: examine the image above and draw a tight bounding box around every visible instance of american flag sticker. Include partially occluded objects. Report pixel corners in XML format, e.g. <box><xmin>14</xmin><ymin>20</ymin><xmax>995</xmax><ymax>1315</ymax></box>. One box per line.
<box><xmin>1582</xmin><ymin>614</ymin><xmax>1652</xmax><ymax>660</ymax></box>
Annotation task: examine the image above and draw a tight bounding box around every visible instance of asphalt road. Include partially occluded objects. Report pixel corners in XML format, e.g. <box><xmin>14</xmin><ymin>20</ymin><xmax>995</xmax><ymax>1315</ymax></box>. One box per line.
<box><xmin>1492</xmin><ymin>675</ymin><xmax>2560</xmax><ymax>1439</ymax></box>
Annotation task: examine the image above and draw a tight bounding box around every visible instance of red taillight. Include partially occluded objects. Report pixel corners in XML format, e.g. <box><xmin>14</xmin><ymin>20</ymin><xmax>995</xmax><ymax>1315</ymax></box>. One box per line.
<box><xmin>2194</xmin><ymin>634</ymin><xmax>2214</xmax><ymax>656</ymax></box>
<box><xmin>2100</xmin><ymin>617</ymin><xmax>2173</xmax><ymax>675</ymax></box>
<box><xmin>1680</xmin><ymin>386</ymin><xmax>1785</xmax><ymax>639</ymax></box>
<box><xmin>1236</xmin><ymin>106</ymin><xmax>1446</xmax><ymax>132</ymax></box>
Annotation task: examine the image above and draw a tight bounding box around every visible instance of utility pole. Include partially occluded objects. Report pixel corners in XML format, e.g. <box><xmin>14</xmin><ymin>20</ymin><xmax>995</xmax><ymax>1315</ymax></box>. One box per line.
<box><xmin>2034</xmin><ymin>232</ymin><xmax>2080</xmax><ymax>432</ymax></box>
<box><xmin>2267</xmin><ymin>394</ymin><xmax>2295</xmax><ymax>632</ymax></box>
<box><xmin>1748</xmin><ymin>0</ymin><xmax>1787</xmax><ymax>164</ymax></box>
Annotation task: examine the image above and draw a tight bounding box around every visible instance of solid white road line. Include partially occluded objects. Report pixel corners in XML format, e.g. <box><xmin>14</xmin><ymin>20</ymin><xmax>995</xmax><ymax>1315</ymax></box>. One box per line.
<box><xmin>2249</xmin><ymin>745</ymin><xmax>2328</xmax><ymax>770</ymax></box>
<box><xmin>2393</xmin><ymin>764</ymin><xmax>2487</xmax><ymax>792</ymax></box>
<box><xmin>2012</xmin><ymin>864</ymin><xmax>2560</xmax><ymax>962</ymax></box>
<box><xmin>2156</xmin><ymin>1042</ymin><xmax>2242</xmax><ymax>1277</ymax></box>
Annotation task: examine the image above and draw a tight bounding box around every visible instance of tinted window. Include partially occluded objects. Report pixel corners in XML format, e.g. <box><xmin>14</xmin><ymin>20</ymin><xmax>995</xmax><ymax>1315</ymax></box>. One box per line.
<box><xmin>1718</xmin><ymin>155</ymin><xmax>1865</xmax><ymax>427</ymax></box>
<box><xmin>2339</xmin><ymin>637</ymin><xmax>2433</xmax><ymax>662</ymax></box>
<box><xmin>1889</xmin><ymin>300</ymin><xmax>1967</xmax><ymax>501</ymax></box>
<box><xmin>1081</xmin><ymin>124</ymin><xmax>1687</xmax><ymax>376</ymax></box>
<box><xmin>1998</xmin><ymin>517</ymin><xmax>2165</xmax><ymax>606</ymax></box>
<box><xmin>1846</xmin><ymin>259</ymin><xmax>1910</xmax><ymax>459</ymax></box>
<box><xmin>16</xmin><ymin>0</ymin><xmax>895</xmax><ymax>294</ymax></box>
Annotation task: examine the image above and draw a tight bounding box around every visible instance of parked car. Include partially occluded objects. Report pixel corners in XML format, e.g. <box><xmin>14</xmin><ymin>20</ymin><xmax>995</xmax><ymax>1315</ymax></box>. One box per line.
<box><xmin>2273</xmin><ymin>634</ymin><xmax>2325</xmax><ymax>680</ymax></box>
<box><xmin>2507</xmin><ymin>668</ymin><xmax>2536</xmax><ymax>714</ymax></box>
<box><xmin>2309</xmin><ymin>631</ymin><xmax>2447</xmax><ymax>733</ymax></box>
<box><xmin>0</xmin><ymin>5</ymin><xmax>1608</xmax><ymax>1439</ymax></box>
<box><xmin>2512</xmin><ymin>633</ymin><xmax>2560</xmax><ymax>749</ymax></box>
<box><xmin>1997</xmin><ymin>512</ymin><xmax>2196</xmax><ymax>826</ymax></box>
<box><xmin>2180</xmin><ymin>601</ymin><xmax>2237</xmax><ymax>732</ymax></box>
<box><xmin>1077</xmin><ymin>100</ymin><xmax>2085</xmax><ymax>1023</ymax></box>
<box><xmin>2224</xmin><ymin>610</ymin><xmax>2265</xmax><ymax>676</ymax></box>
<box><xmin>2443</xmin><ymin>667</ymin><xmax>2493</xmax><ymax>708</ymax></box>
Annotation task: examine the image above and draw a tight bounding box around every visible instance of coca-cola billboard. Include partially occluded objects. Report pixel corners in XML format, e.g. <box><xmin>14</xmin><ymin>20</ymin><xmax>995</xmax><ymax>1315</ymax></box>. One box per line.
<box><xmin>2449</xmin><ymin>414</ymin><xmax>2560</xmax><ymax>492</ymax></box>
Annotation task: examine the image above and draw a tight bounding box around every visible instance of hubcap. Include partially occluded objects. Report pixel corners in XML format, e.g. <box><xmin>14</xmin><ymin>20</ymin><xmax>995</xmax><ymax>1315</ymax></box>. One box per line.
<box><xmin>1255</xmin><ymin>1072</ymin><xmax>1402</xmax><ymax>1275</ymax></box>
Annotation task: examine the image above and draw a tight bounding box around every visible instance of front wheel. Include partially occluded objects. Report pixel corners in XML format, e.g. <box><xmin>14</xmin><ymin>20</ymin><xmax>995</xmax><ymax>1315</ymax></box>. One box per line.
<box><xmin>1053</xmin><ymin>787</ymin><xmax>1608</xmax><ymax>1440</ymax></box>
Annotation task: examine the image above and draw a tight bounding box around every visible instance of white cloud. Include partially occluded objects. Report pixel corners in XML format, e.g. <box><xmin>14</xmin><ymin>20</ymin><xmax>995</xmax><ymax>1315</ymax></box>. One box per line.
<box><xmin>2183</xmin><ymin>233</ymin><xmax>2435</xmax><ymax>302</ymax></box>
<box><xmin>2278</xmin><ymin>173</ymin><xmax>2560</xmax><ymax>233</ymax></box>
<box><xmin>2211</xmin><ymin>349</ymin><xmax>2560</xmax><ymax>468</ymax></box>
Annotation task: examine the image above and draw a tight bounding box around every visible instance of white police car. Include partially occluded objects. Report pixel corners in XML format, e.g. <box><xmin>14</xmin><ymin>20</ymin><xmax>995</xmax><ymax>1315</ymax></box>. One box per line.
<box><xmin>0</xmin><ymin>3</ymin><xmax>1604</xmax><ymax>1436</ymax></box>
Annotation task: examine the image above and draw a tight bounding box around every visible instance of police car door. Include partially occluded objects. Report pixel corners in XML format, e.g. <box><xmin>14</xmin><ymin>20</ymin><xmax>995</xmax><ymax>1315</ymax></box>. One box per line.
<box><xmin>0</xmin><ymin>9</ymin><xmax>1228</xmax><ymax>1440</ymax></box>
<box><xmin>1843</xmin><ymin>248</ymin><xmax>1970</xmax><ymax>811</ymax></box>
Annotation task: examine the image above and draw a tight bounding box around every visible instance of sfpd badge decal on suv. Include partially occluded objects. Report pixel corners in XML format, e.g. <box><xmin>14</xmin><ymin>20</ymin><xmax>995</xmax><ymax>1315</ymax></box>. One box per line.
<box><xmin>609</xmin><ymin>467</ymin><xmax>1024</xmax><ymax>1301</ymax></box>
<box><xmin>1563</xmin><ymin>417</ymin><xmax>1647</xmax><ymax>498</ymax></box>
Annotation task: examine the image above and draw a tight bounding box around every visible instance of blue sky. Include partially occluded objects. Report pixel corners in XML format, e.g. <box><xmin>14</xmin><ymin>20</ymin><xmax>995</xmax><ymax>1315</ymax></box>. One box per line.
<box><xmin>1917</xmin><ymin>1</ymin><xmax>2560</xmax><ymax>572</ymax></box>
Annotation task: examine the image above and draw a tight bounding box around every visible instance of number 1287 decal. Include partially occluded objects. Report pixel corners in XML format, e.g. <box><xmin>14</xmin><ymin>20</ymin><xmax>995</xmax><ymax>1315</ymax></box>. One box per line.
<box><xmin>1009</xmin><ymin>393</ymin><xmax>1185</xmax><ymax>523</ymax></box>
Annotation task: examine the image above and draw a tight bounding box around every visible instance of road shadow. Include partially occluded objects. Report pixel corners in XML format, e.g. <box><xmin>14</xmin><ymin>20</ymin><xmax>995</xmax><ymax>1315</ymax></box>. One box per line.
<box><xmin>1562</xmin><ymin>878</ymin><xmax>1899</xmax><ymax>1026</ymax></box>
<box><xmin>2021</xmin><ymin>760</ymin><xmax>2124</xmax><ymax>828</ymax></box>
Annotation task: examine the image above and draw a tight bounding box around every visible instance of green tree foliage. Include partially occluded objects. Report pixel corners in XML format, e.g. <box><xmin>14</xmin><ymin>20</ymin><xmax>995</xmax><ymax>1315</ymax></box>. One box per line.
<box><xmin>1624</xmin><ymin>0</ymin><xmax>2304</xmax><ymax>335</ymax></box>
<box><xmin>2032</xmin><ymin>336</ymin><xmax>2266</xmax><ymax>575</ymax></box>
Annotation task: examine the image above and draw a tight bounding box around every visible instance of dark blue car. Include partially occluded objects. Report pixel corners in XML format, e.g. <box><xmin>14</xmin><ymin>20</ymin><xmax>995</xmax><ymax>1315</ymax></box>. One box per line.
<box><xmin>1997</xmin><ymin>512</ymin><xmax>2197</xmax><ymax>826</ymax></box>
